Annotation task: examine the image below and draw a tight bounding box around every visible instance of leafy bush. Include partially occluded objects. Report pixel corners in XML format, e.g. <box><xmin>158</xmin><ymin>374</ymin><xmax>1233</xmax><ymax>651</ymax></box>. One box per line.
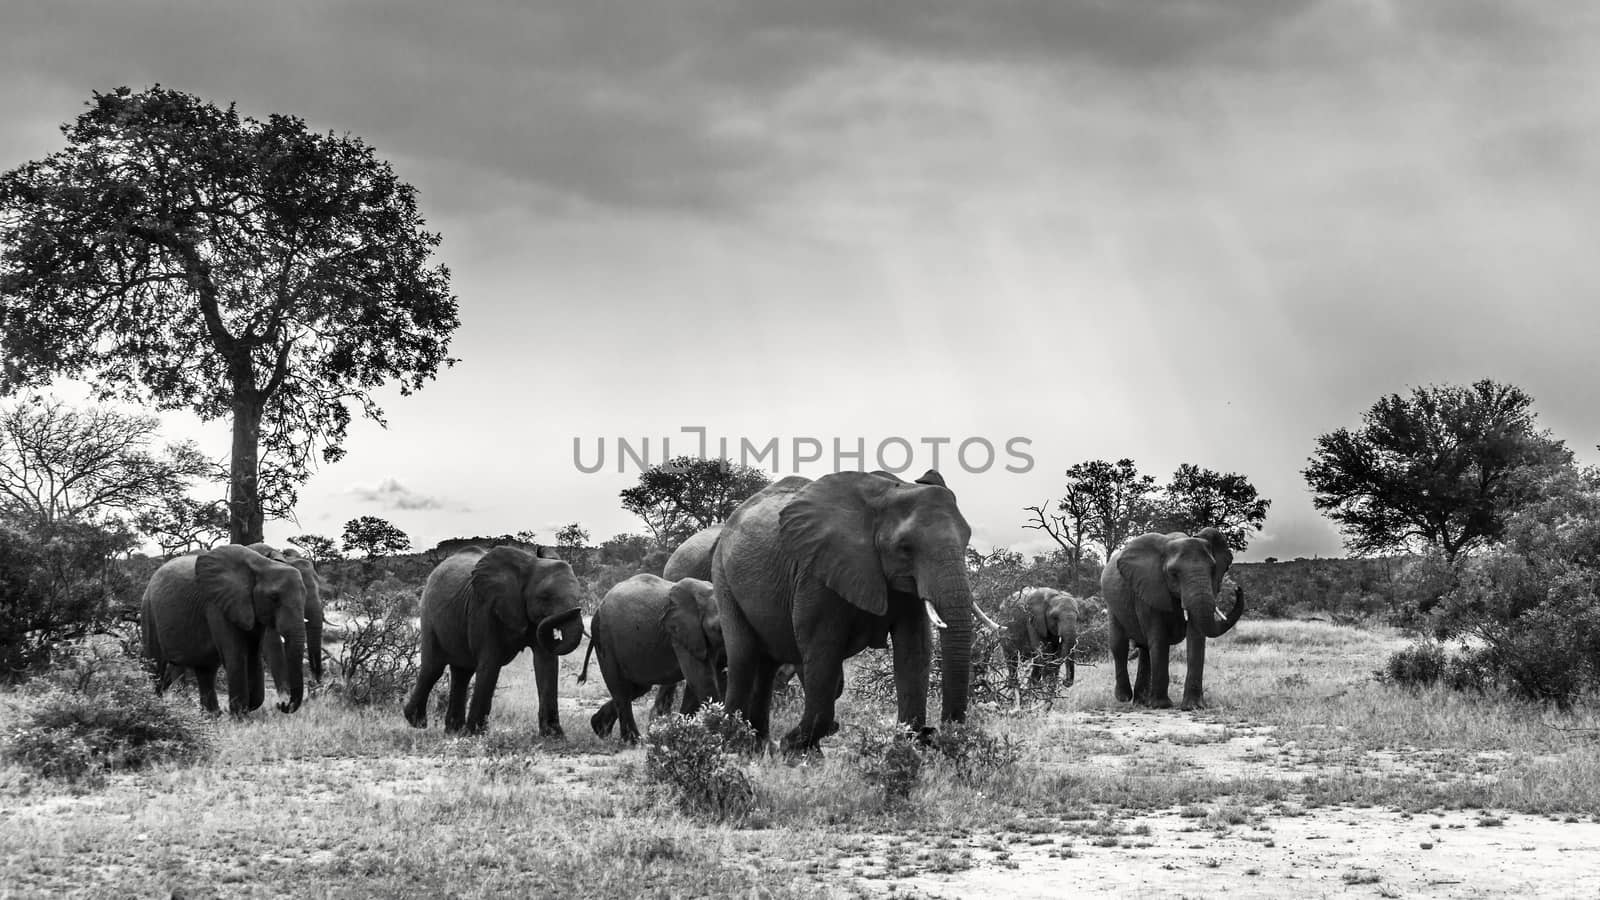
<box><xmin>1380</xmin><ymin>641</ymin><xmax>1446</xmax><ymax>688</ymax></box>
<box><xmin>324</xmin><ymin>587</ymin><xmax>421</xmax><ymax>706</ymax></box>
<box><xmin>0</xmin><ymin>519</ymin><xmax>141</xmax><ymax>680</ymax></box>
<box><xmin>643</xmin><ymin>703</ymin><xmax>757</xmax><ymax>821</ymax></box>
<box><xmin>927</xmin><ymin>723</ymin><xmax>1023</xmax><ymax>785</ymax></box>
<box><xmin>850</xmin><ymin>720</ymin><xmax>924</xmax><ymax>804</ymax></box>
<box><xmin>3</xmin><ymin>640</ymin><xmax>214</xmax><ymax>785</ymax></box>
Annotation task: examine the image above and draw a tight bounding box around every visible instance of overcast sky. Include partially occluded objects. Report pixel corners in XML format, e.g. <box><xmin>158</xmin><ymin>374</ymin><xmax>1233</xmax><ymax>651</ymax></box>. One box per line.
<box><xmin>2</xmin><ymin>1</ymin><xmax>1596</xmax><ymax>562</ymax></box>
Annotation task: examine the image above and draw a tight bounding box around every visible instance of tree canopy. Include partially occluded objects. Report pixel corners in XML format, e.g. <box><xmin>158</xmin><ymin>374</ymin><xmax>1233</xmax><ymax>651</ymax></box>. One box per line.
<box><xmin>0</xmin><ymin>86</ymin><xmax>458</xmax><ymax>544</ymax></box>
<box><xmin>1151</xmin><ymin>464</ymin><xmax>1271</xmax><ymax>551</ymax></box>
<box><xmin>620</xmin><ymin>456</ymin><xmax>772</xmax><ymax>547</ymax></box>
<box><xmin>1304</xmin><ymin>379</ymin><xmax>1571</xmax><ymax>559</ymax></box>
<box><xmin>342</xmin><ymin>515</ymin><xmax>411</xmax><ymax>559</ymax></box>
<box><xmin>1034</xmin><ymin>458</ymin><xmax>1272</xmax><ymax>558</ymax></box>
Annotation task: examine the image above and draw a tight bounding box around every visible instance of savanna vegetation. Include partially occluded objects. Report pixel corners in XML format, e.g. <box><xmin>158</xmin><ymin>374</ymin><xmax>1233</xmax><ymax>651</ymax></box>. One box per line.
<box><xmin>1</xmin><ymin>83</ymin><xmax>1597</xmax><ymax>896</ymax></box>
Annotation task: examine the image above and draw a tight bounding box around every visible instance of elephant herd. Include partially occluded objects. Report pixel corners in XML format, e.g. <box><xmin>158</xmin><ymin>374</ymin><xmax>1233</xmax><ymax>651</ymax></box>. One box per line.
<box><xmin>137</xmin><ymin>469</ymin><xmax>1245</xmax><ymax>753</ymax></box>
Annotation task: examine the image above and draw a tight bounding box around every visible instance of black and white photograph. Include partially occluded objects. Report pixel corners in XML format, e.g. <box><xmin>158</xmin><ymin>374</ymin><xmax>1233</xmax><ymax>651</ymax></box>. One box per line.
<box><xmin>1</xmin><ymin>2</ymin><xmax>1597</xmax><ymax>896</ymax></box>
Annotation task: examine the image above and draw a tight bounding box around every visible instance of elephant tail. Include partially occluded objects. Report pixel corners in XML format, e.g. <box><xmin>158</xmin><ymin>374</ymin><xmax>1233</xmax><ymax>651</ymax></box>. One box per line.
<box><xmin>577</xmin><ymin>635</ymin><xmax>596</xmax><ymax>684</ymax></box>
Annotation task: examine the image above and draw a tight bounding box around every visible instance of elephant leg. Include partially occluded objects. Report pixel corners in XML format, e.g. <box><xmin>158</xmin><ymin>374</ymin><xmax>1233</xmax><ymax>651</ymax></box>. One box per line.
<box><xmin>194</xmin><ymin>665</ymin><xmax>221</xmax><ymax>715</ymax></box>
<box><xmin>1063</xmin><ymin>658</ymin><xmax>1076</xmax><ymax>687</ymax></box>
<box><xmin>217</xmin><ymin>632</ymin><xmax>254</xmax><ymax>717</ymax></box>
<box><xmin>614</xmin><ymin>682</ymin><xmax>654</xmax><ymax>745</ymax></box>
<box><xmin>1141</xmin><ymin>628</ymin><xmax>1173</xmax><ymax>708</ymax></box>
<box><xmin>155</xmin><ymin>662</ymin><xmax>181</xmax><ymax>695</ymax></box>
<box><xmin>746</xmin><ymin>657</ymin><xmax>780</xmax><ymax>745</ymax></box>
<box><xmin>403</xmin><ymin>633</ymin><xmax>447</xmax><ymax>728</ymax></box>
<box><xmin>786</xmin><ymin>650</ymin><xmax>846</xmax><ymax>756</ymax></box>
<box><xmin>1110</xmin><ymin>618</ymin><xmax>1134</xmax><ymax>702</ymax></box>
<box><xmin>590</xmin><ymin>700</ymin><xmax>618</xmax><ymax>738</ymax></box>
<box><xmin>245</xmin><ymin>637</ymin><xmax>266</xmax><ymax>713</ymax></box>
<box><xmin>464</xmin><ymin>662</ymin><xmax>503</xmax><ymax>735</ymax></box>
<box><xmin>651</xmin><ymin>682</ymin><xmax>679</xmax><ymax>719</ymax></box>
<box><xmin>1132</xmin><ymin>646</ymin><xmax>1152</xmax><ymax>705</ymax></box>
<box><xmin>1180</xmin><ymin>629</ymin><xmax>1208</xmax><ymax>711</ymax></box>
<box><xmin>1004</xmin><ymin>650</ymin><xmax>1021</xmax><ymax>703</ymax></box>
<box><xmin>530</xmin><ymin>647</ymin><xmax>564</xmax><ymax>737</ymax></box>
<box><xmin>679</xmin><ymin>681</ymin><xmax>704</xmax><ymax>716</ymax></box>
<box><xmin>890</xmin><ymin>613</ymin><xmax>932</xmax><ymax>732</ymax></box>
<box><xmin>444</xmin><ymin>665</ymin><xmax>473</xmax><ymax>734</ymax></box>
<box><xmin>718</xmin><ymin>593</ymin><xmax>767</xmax><ymax>741</ymax></box>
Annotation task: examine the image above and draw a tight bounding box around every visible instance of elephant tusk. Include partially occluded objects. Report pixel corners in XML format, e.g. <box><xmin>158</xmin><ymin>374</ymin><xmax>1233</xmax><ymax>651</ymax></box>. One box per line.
<box><xmin>924</xmin><ymin>599</ymin><xmax>948</xmax><ymax>630</ymax></box>
<box><xmin>971</xmin><ymin>602</ymin><xmax>1002</xmax><ymax>633</ymax></box>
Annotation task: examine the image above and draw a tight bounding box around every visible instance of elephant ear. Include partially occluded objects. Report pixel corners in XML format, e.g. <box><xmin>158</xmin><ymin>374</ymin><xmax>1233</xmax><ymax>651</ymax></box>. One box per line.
<box><xmin>1116</xmin><ymin>534</ymin><xmax>1175</xmax><ymax>611</ymax></box>
<box><xmin>195</xmin><ymin>546</ymin><xmax>258</xmax><ymax>632</ymax></box>
<box><xmin>1195</xmin><ymin>527</ymin><xmax>1234</xmax><ymax>590</ymax></box>
<box><xmin>664</xmin><ymin>580</ymin><xmax>711</xmax><ymax>660</ymax></box>
<box><xmin>779</xmin><ymin>472</ymin><xmax>890</xmax><ymax>616</ymax></box>
<box><xmin>470</xmin><ymin>546</ymin><xmax>533</xmax><ymax>633</ymax></box>
<box><xmin>913</xmin><ymin>469</ymin><xmax>946</xmax><ymax>488</ymax></box>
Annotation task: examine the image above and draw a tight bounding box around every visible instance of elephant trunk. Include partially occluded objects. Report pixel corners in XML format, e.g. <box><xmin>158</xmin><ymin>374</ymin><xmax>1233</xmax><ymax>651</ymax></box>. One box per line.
<box><xmin>535</xmin><ymin>607</ymin><xmax>586</xmax><ymax>655</ymax></box>
<box><xmin>927</xmin><ymin>555</ymin><xmax>974</xmax><ymax>724</ymax></box>
<box><xmin>306</xmin><ymin>602</ymin><xmax>324</xmax><ymax>683</ymax></box>
<box><xmin>274</xmin><ymin>606</ymin><xmax>306</xmax><ymax>713</ymax></box>
<box><xmin>1182</xmin><ymin>576</ymin><xmax>1242</xmax><ymax>639</ymax></box>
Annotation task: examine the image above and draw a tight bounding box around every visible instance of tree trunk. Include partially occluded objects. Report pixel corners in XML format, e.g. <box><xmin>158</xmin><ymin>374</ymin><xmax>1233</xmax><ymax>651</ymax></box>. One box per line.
<box><xmin>229</xmin><ymin>396</ymin><xmax>265</xmax><ymax>545</ymax></box>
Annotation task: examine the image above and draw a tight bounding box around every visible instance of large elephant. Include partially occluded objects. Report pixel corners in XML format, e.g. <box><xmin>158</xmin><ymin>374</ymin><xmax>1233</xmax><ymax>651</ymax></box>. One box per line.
<box><xmin>997</xmin><ymin>587</ymin><xmax>1083</xmax><ymax>691</ymax></box>
<box><xmin>246</xmin><ymin>543</ymin><xmax>326</xmax><ymax>693</ymax></box>
<box><xmin>141</xmin><ymin>544</ymin><xmax>309</xmax><ymax>715</ymax></box>
<box><xmin>580</xmin><ymin>574</ymin><xmax>725</xmax><ymax>743</ymax></box>
<box><xmin>403</xmin><ymin>545</ymin><xmax>587</xmax><ymax>735</ymax></box>
<box><xmin>663</xmin><ymin>525</ymin><xmax>720</xmax><ymax>582</ymax></box>
<box><xmin>714</xmin><ymin>469</ymin><xmax>977</xmax><ymax>755</ymax></box>
<box><xmin>1102</xmin><ymin>528</ymin><xmax>1246</xmax><ymax>710</ymax></box>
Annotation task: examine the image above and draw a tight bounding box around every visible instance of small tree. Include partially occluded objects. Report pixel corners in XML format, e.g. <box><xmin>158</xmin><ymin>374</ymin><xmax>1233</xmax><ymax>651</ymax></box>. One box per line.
<box><xmin>620</xmin><ymin>456</ymin><xmax>771</xmax><ymax>547</ymax></box>
<box><xmin>555</xmin><ymin>522</ymin><xmax>592</xmax><ymax>575</ymax></box>
<box><xmin>0</xmin><ymin>86</ymin><xmax>459</xmax><ymax>545</ymax></box>
<box><xmin>288</xmin><ymin>533</ymin><xmax>339</xmax><ymax>560</ymax></box>
<box><xmin>342</xmin><ymin>516</ymin><xmax>411</xmax><ymax>559</ymax></box>
<box><xmin>1059</xmin><ymin>459</ymin><xmax>1158</xmax><ymax>559</ymax></box>
<box><xmin>1304</xmin><ymin>380</ymin><xmax>1571</xmax><ymax>559</ymax></box>
<box><xmin>599</xmin><ymin>532</ymin><xmax>651</xmax><ymax>566</ymax></box>
<box><xmin>1151</xmin><ymin>464</ymin><xmax>1271</xmax><ymax>551</ymax></box>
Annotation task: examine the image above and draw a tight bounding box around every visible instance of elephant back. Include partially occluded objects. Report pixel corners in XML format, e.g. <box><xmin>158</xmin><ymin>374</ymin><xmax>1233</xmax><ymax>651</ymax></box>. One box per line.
<box><xmin>663</xmin><ymin>526</ymin><xmax>720</xmax><ymax>582</ymax></box>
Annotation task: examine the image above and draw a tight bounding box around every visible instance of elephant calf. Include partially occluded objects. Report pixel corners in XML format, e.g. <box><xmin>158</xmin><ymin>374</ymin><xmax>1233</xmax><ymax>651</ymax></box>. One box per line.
<box><xmin>581</xmin><ymin>574</ymin><xmax>725</xmax><ymax>743</ymax></box>
<box><xmin>997</xmin><ymin>587</ymin><xmax>1085</xmax><ymax>693</ymax></box>
<box><xmin>403</xmin><ymin>545</ymin><xmax>586</xmax><ymax>735</ymax></box>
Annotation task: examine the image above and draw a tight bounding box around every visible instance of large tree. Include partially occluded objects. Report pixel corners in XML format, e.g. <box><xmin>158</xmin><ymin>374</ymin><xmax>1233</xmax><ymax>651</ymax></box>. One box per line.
<box><xmin>0</xmin><ymin>86</ymin><xmax>458</xmax><ymax>544</ymax></box>
<box><xmin>1151</xmin><ymin>464</ymin><xmax>1271</xmax><ymax>551</ymax></box>
<box><xmin>1304</xmin><ymin>380</ymin><xmax>1571</xmax><ymax>560</ymax></box>
<box><xmin>620</xmin><ymin>456</ymin><xmax>771</xmax><ymax>547</ymax></box>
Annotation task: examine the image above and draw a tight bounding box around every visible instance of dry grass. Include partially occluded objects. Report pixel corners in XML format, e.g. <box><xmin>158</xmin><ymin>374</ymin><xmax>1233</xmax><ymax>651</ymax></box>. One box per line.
<box><xmin>4</xmin><ymin>620</ymin><xmax>1600</xmax><ymax>896</ymax></box>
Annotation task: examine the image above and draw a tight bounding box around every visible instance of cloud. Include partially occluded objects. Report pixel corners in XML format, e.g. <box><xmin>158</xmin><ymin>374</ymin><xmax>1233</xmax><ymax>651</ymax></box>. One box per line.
<box><xmin>349</xmin><ymin>478</ymin><xmax>450</xmax><ymax>512</ymax></box>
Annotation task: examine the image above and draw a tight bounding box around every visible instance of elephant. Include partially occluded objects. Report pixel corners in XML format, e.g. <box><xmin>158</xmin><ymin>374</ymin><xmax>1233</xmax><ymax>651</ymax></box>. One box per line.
<box><xmin>1102</xmin><ymin>527</ymin><xmax>1246</xmax><ymax>710</ymax></box>
<box><xmin>246</xmin><ymin>543</ymin><xmax>326</xmax><ymax>692</ymax></box>
<box><xmin>713</xmin><ymin>469</ymin><xmax>977</xmax><ymax>755</ymax></box>
<box><xmin>140</xmin><ymin>544</ymin><xmax>310</xmax><ymax>715</ymax></box>
<box><xmin>997</xmin><ymin>587</ymin><xmax>1083</xmax><ymax>691</ymax></box>
<box><xmin>402</xmin><ymin>545</ymin><xmax>587</xmax><ymax>735</ymax></box>
<box><xmin>579</xmin><ymin>574</ymin><xmax>725</xmax><ymax>742</ymax></box>
<box><xmin>663</xmin><ymin>525</ymin><xmax>720</xmax><ymax>582</ymax></box>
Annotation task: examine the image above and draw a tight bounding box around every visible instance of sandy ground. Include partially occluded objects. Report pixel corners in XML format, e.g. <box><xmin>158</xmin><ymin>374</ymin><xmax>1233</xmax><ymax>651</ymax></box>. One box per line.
<box><xmin>842</xmin><ymin>708</ymin><xmax>1600</xmax><ymax>899</ymax></box>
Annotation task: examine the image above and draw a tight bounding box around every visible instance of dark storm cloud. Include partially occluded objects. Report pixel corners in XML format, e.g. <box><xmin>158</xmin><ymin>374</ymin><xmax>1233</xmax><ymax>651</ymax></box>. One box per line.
<box><xmin>6</xmin><ymin>0</ymin><xmax>1577</xmax><ymax>220</ymax></box>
